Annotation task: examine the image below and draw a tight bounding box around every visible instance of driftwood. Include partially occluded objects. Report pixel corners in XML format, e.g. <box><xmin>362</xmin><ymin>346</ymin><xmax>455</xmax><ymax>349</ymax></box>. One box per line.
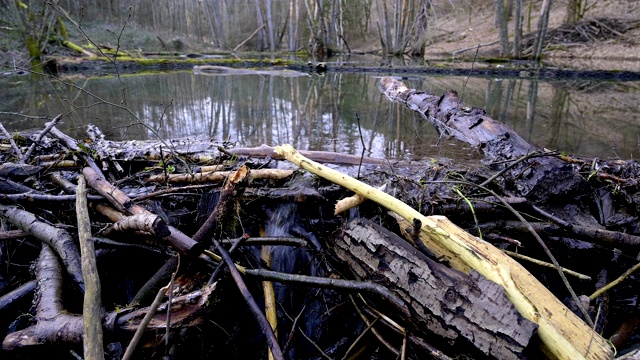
<box><xmin>3</xmin><ymin>245</ymin><xmax>83</xmax><ymax>350</ymax></box>
<box><xmin>274</xmin><ymin>144</ymin><xmax>613</xmax><ymax>360</ymax></box>
<box><xmin>2</xmin><ymin>242</ymin><xmax>216</xmax><ymax>350</ymax></box>
<box><xmin>228</xmin><ymin>144</ymin><xmax>387</xmax><ymax>165</ymax></box>
<box><xmin>76</xmin><ymin>175</ymin><xmax>105</xmax><ymax>360</ymax></box>
<box><xmin>336</xmin><ymin>218</ymin><xmax>537</xmax><ymax>359</ymax></box>
<box><xmin>377</xmin><ymin>77</ymin><xmax>590</xmax><ymax>205</ymax></box>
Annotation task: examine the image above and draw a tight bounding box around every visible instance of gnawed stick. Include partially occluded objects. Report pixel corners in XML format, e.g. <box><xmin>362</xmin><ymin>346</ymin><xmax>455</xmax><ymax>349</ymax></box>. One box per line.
<box><xmin>274</xmin><ymin>144</ymin><xmax>613</xmax><ymax>360</ymax></box>
<box><xmin>76</xmin><ymin>175</ymin><xmax>105</xmax><ymax>360</ymax></box>
<box><xmin>146</xmin><ymin>168</ymin><xmax>293</xmax><ymax>183</ymax></box>
<box><xmin>261</xmin><ymin>246</ymin><xmax>278</xmax><ymax>360</ymax></box>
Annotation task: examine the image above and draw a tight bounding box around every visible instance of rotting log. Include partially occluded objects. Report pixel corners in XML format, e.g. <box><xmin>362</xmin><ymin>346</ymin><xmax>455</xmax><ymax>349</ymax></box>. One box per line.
<box><xmin>377</xmin><ymin>77</ymin><xmax>588</xmax><ymax>204</ymax></box>
<box><xmin>274</xmin><ymin>144</ymin><xmax>613</xmax><ymax>360</ymax></box>
<box><xmin>336</xmin><ymin>218</ymin><xmax>537</xmax><ymax>359</ymax></box>
<box><xmin>193</xmin><ymin>65</ymin><xmax>308</xmax><ymax>77</ymax></box>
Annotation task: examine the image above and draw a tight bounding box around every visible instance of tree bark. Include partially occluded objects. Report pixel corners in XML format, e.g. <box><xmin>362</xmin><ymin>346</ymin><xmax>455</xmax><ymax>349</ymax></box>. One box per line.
<box><xmin>495</xmin><ymin>0</ymin><xmax>510</xmax><ymax>57</ymax></box>
<box><xmin>336</xmin><ymin>218</ymin><xmax>537</xmax><ymax>359</ymax></box>
<box><xmin>377</xmin><ymin>77</ymin><xmax>589</xmax><ymax>204</ymax></box>
<box><xmin>275</xmin><ymin>143</ymin><xmax>614</xmax><ymax>360</ymax></box>
<box><xmin>76</xmin><ymin>175</ymin><xmax>105</xmax><ymax>360</ymax></box>
<box><xmin>533</xmin><ymin>0</ymin><xmax>553</xmax><ymax>61</ymax></box>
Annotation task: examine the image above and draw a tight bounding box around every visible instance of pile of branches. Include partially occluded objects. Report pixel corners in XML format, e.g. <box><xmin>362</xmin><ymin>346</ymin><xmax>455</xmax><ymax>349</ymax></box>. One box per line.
<box><xmin>1</xmin><ymin>77</ymin><xmax>640</xmax><ymax>359</ymax></box>
<box><xmin>521</xmin><ymin>17</ymin><xmax>639</xmax><ymax>57</ymax></box>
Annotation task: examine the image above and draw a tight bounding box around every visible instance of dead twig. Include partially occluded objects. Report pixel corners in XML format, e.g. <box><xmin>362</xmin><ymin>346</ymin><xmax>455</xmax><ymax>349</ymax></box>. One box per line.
<box><xmin>213</xmin><ymin>238</ymin><xmax>284</xmax><ymax>360</ymax></box>
<box><xmin>122</xmin><ymin>284</ymin><xmax>170</xmax><ymax>360</ymax></box>
<box><xmin>20</xmin><ymin>115</ymin><xmax>61</xmax><ymax>164</ymax></box>
<box><xmin>503</xmin><ymin>250</ymin><xmax>591</xmax><ymax>280</ymax></box>
<box><xmin>0</xmin><ymin>121</ymin><xmax>22</xmax><ymax>159</ymax></box>
<box><xmin>590</xmin><ymin>261</ymin><xmax>640</xmax><ymax>301</ymax></box>
<box><xmin>243</xmin><ymin>267</ymin><xmax>410</xmax><ymax>321</ymax></box>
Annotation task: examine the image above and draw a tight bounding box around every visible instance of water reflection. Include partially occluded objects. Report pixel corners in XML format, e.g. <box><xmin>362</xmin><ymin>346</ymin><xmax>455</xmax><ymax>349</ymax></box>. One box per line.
<box><xmin>2</xmin><ymin>70</ymin><xmax>639</xmax><ymax>160</ymax></box>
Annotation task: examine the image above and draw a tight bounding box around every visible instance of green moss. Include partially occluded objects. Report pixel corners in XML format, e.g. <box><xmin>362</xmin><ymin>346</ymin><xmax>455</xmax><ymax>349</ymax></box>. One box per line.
<box><xmin>62</xmin><ymin>40</ymin><xmax>86</xmax><ymax>54</ymax></box>
<box><xmin>57</xmin><ymin>17</ymin><xmax>69</xmax><ymax>40</ymax></box>
<box><xmin>80</xmin><ymin>55</ymin><xmax>297</xmax><ymax>68</ymax></box>
<box><xmin>25</xmin><ymin>36</ymin><xmax>40</xmax><ymax>60</ymax></box>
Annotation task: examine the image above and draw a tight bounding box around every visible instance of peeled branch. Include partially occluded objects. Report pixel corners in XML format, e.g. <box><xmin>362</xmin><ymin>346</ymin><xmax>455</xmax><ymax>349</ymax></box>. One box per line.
<box><xmin>274</xmin><ymin>144</ymin><xmax>613</xmax><ymax>360</ymax></box>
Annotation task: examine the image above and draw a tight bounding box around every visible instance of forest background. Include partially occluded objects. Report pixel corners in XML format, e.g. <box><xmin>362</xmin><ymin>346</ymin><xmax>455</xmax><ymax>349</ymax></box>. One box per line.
<box><xmin>0</xmin><ymin>0</ymin><xmax>639</xmax><ymax>71</ymax></box>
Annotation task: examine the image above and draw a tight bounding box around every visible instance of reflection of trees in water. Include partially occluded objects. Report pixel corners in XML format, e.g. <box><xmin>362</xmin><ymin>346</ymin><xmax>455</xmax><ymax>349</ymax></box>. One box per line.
<box><xmin>548</xmin><ymin>86</ymin><xmax>572</xmax><ymax>150</ymax></box>
<box><xmin>6</xmin><ymin>71</ymin><xmax>639</xmax><ymax>159</ymax></box>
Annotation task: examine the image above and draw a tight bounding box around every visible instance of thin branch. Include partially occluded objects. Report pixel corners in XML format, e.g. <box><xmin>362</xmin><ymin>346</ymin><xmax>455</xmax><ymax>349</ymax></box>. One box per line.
<box><xmin>589</xmin><ymin>261</ymin><xmax>640</xmax><ymax>301</ymax></box>
<box><xmin>213</xmin><ymin>239</ymin><xmax>284</xmax><ymax>360</ymax></box>
<box><xmin>0</xmin><ymin>121</ymin><xmax>23</xmax><ymax>159</ymax></box>
<box><xmin>122</xmin><ymin>285</ymin><xmax>169</xmax><ymax>360</ymax></box>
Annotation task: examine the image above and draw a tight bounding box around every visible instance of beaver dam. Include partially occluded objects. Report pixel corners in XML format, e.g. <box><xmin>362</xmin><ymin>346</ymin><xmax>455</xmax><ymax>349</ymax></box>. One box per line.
<box><xmin>1</xmin><ymin>77</ymin><xmax>639</xmax><ymax>359</ymax></box>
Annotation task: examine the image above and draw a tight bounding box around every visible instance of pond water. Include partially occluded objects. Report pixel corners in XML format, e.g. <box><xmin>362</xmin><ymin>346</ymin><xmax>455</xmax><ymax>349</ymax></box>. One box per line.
<box><xmin>2</xmin><ymin>66</ymin><xmax>639</xmax><ymax>161</ymax></box>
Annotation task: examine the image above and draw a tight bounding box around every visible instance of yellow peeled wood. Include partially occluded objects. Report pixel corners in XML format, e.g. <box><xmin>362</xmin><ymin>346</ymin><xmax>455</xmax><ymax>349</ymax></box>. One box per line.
<box><xmin>274</xmin><ymin>144</ymin><xmax>613</xmax><ymax>360</ymax></box>
<box><xmin>261</xmin><ymin>246</ymin><xmax>277</xmax><ymax>360</ymax></box>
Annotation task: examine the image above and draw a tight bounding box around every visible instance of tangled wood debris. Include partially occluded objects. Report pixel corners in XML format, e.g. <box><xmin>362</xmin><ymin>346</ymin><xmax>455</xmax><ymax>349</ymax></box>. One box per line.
<box><xmin>520</xmin><ymin>17</ymin><xmax>640</xmax><ymax>57</ymax></box>
<box><xmin>1</xmin><ymin>78</ymin><xmax>639</xmax><ymax>359</ymax></box>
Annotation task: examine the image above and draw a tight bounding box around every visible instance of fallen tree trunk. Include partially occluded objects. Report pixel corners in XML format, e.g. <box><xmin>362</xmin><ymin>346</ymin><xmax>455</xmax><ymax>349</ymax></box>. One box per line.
<box><xmin>275</xmin><ymin>144</ymin><xmax>613</xmax><ymax>360</ymax></box>
<box><xmin>337</xmin><ymin>218</ymin><xmax>537</xmax><ymax>359</ymax></box>
<box><xmin>377</xmin><ymin>77</ymin><xmax>589</xmax><ymax>204</ymax></box>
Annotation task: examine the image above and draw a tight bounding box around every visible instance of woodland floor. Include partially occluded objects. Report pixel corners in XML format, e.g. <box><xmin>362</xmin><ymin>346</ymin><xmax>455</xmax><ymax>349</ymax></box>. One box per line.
<box><xmin>417</xmin><ymin>0</ymin><xmax>640</xmax><ymax>72</ymax></box>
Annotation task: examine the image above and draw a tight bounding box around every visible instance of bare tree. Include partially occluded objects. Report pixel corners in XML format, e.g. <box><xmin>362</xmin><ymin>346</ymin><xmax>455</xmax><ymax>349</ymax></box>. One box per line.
<box><xmin>410</xmin><ymin>0</ymin><xmax>429</xmax><ymax>57</ymax></box>
<box><xmin>6</xmin><ymin>0</ymin><xmax>60</xmax><ymax>66</ymax></box>
<box><xmin>513</xmin><ymin>0</ymin><xmax>522</xmax><ymax>58</ymax></box>
<box><xmin>288</xmin><ymin>0</ymin><xmax>299</xmax><ymax>51</ymax></box>
<box><xmin>495</xmin><ymin>0</ymin><xmax>510</xmax><ymax>57</ymax></box>
<box><xmin>266</xmin><ymin>0</ymin><xmax>276</xmax><ymax>51</ymax></box>
<box><xmin>533</xmin><ymin>0</ymin><xmax>553</xmax><ymax>61</ymax></box>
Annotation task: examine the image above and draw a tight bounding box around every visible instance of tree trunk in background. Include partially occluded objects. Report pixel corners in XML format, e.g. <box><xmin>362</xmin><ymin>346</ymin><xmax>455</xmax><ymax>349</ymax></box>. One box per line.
<box><xmin>393</xmin><ymin>0</ymin><xmax>403</xmax><ymax>54</ymax></box>
<box><xmin>289</xmin><ymin>0</ymin><xmax>299</xmax><ymax>51</ymax></box>
<box><xmin>203</xmin><ymin>2</ymin><xmax>218</xmax><ymax>47</ymax></box>
<box><xmin>7</xmin><ymin>0</ymin><xmax>59</xmax><ymax>67</ymax></box>
<box><xmin>565</xmin><ymin>0</ymin><xmax>579</xmax><ymax>23</ymax></box>
<box><xmin>254</xmin><ymin>0</ymin><xmax>267</xmax><ymax>51</ymax></box>
<box><xmin>533</xmin><ymin>0</ymin><xmax>553</xmax><ymax>61</ymax></box>
<box><xmin>39</xmin><ymin>0</ymin><xmax>573</xmax><ymax>59</ymax></box>
<box><xmin>381</xmin><ymin>0</ymin><xmax>393</xmax><ymax>54</ymax></box>
<box><xmin>495</xmin><ymin>0</ymin><xmax>510</xmax><ymax>57</ymax></box>
<box><xmin>265</xmin><ymin>0</ymin><xmax>276</xmax><ymax>51</ymax></box>
<box><xmin>328</xmin><ymin>0</ymin><xmax>344</xmax><ymax>52</ymax></box>
<box><xmin>513</xmin><ymin>0</ymin><xmax>522</xmax><ymax>58</ymax></box>
<box><xmin>410</xmin><ymin>0</ymin><xmax>429</xmax><ymax>57</ymax></box>
<box><xmin>204</xmin><ymin>1</ymin><xmax>227</xmax><ymax>49</ymax></box>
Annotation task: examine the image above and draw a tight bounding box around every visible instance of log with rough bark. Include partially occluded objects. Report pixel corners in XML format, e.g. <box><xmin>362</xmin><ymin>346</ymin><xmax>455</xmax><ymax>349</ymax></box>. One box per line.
<box><xmin>274</xmin><ymin>144</ymin><xmax>613</xmax><ymax>360</ymax></box>
<box><xmin>377</xmin><ymin>77</ymin><xmax>588</xmax><ymax>204</ymax></box>
<box><xmin>336</xmin><ymin>218</ymin><xmax>537</xmax><ymax>359</ymax></box>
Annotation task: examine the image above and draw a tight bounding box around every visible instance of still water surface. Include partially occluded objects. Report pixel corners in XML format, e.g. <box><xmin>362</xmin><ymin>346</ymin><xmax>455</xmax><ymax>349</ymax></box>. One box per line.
<box><xmin>2</xmin><ymin>68</ymin><xmax>639</xmax><ymax>160</ymax></box>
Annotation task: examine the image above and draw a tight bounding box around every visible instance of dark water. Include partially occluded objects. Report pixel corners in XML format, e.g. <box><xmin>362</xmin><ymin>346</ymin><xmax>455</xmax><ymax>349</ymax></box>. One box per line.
<box><xmin>2</xmin><ymin>68</ymin><xmax>639</xmax><ymax>160</ymax></box>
